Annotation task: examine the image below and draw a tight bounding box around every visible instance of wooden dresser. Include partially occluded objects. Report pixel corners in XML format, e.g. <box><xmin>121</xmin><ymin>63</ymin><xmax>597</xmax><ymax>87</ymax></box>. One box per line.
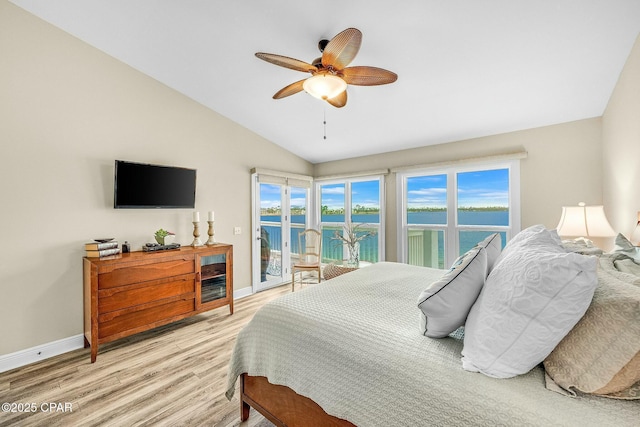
<box><xmin>83</xmin><ymin>244</ymin><xmax>233</xmax><ymax>362</ymax></box>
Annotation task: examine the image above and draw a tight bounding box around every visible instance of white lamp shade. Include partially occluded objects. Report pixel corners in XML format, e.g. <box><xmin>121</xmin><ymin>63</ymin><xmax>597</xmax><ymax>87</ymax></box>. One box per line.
<box><xmin>556</xmin><ymin>204</ymin><xmax>615</xmax><ymax>237</ymax></box>
<box><xmin>303</xmin><ymin>73</ymin><xmax>347</xmax><ymax>100</ymax></box>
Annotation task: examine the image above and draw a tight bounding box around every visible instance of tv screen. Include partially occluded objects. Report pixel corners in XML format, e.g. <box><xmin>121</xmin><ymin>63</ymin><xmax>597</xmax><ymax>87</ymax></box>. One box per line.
<box><xmin>114</xmin><ymin>160</ymin><xmax>196</xmax><ymax>208</ymax></box>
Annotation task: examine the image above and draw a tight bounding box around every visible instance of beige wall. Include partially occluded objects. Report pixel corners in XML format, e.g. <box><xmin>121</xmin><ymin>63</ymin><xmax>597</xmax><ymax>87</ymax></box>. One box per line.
<box><xmin>603</xmin><ymin>33</ymin><xmax>640</xmax><ymax>238</ymax></box>
<box><xmin>315</xmin><ymin>118</ymin><xmax>605</xmax><ymax>260</ymax></box>
<box><xmin>0</xmin><ymin>2</ymin><xmax>312</xmax><ymax>355</ymax></box>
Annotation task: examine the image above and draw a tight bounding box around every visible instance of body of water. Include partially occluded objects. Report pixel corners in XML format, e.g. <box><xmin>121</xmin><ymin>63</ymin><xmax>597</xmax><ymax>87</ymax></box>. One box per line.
<box><xmin>260</xmin><ymin>210</ymin><xmax>509</xmax><ymax>265</ymax></box>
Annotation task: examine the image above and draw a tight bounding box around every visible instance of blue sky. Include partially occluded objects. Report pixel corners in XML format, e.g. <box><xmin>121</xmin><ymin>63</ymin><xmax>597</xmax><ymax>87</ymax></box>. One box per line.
<box><xmin>407</xmin><ymin>169</ymin><xmax>509</xmax><ymax>208</ymax></box>
<box><xmin>320</xmin><ymin>181</ymin><xmax>380</xmax><ymax>210</ymax></box>
<box><xmin>260</xmin><ymin>184</ymin><xmax>308</xmax><ymax>210</ymax></box>
<box><xmin>262</xmin><ymin>181</ymin><xmax>382</xmax><ymax>211</ymax></box>
<box><xmin>261</xmin><ymin>169</ymin><xmax>508</xmax><ymax>212</ymax></box>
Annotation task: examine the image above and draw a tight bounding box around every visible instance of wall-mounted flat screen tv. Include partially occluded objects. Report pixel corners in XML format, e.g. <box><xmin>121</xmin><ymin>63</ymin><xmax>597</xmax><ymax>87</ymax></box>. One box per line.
<box><xmin>114</xmin><ymin>160</ymin><xmax>196</xmax><ymax>209</ymax></box>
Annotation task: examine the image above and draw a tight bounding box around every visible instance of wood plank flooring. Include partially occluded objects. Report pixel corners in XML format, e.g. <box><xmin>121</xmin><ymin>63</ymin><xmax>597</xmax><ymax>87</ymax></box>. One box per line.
<box><xmin>0</xmin><ymin>282</ymin><xmax>299</xmax><ymax>427</ymax></box>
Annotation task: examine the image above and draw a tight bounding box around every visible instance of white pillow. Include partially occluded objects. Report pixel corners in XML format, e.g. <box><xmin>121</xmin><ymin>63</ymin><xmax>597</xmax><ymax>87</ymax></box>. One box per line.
<box><xmin>461</xmin><ymin>248</ymin><xmax>598</xmax><ymax>378</ymax></box>
<box><xmin>418</xmin><ymin>246</ymin><xmax>487</xmax><ymax>338</ymax></box>
<box><xmin>548</xmin><ymin>228</ymin><xmax>563</xmax><ymax>246</ymax></box>
<box><xmin>613</xmin><ymin>233</ymin><xmax>640</xmax><ymax>263</ymax></box>
<box><xmin>498</xmin><ymin>224</ymin><xmax>565</xmax><ymax>261</ymax></box>
<box><xmin>477</xmin><ymin>233</ymin><xmax>502</xmax><ymax>273</ymax></box>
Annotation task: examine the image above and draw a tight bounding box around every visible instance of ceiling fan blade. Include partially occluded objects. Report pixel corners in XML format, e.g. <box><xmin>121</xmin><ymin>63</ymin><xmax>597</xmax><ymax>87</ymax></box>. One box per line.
<box><xmin>322</xmin><ymin>28</ymin><xmax>362</xmax><ymax>70</ymax></box>
<box><xmin>326</xmin><ymin>90</ymin><xmax>347</xmax><ymax>108</ymax></box>
<box><xmin>255</xmin><ymin>52</ymin><xmax>317</xmax><ymax>73</ymax></box>
<box><xmin>342</xmin><ymin>66</ymin><xmax>398</xmax><ymax>86</ymax></box>
<box><xmin>273</xmin><ymin>79</ymin><xmax>306</xmax><ymax>99</ymax></box>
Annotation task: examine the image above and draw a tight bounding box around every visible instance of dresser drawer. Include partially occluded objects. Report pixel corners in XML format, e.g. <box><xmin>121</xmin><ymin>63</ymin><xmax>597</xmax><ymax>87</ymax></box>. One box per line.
<box><xmin>98</xmin><ymin>258</ymin><xmax>195</xmax><ymax>289</ymax></box>
<box><xmin>98</xmin><ymin>273</ymin><xmax>195</xmax><ymax>313</ymax></box>
<box><xmin>98</xmin><ymin>297</ymin><xmax>195</xmax><ymax>339</ymax></box>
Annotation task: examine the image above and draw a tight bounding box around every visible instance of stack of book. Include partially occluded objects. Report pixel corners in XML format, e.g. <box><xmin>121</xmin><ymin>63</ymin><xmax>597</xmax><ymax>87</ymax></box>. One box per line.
<box><xmin>85</xmin><ymin>241</ymin><xmax>121</xmax><ymax>258</ymax></box>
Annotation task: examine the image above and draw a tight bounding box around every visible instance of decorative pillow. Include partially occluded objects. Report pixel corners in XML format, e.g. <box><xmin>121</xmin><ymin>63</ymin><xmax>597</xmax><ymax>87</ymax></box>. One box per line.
<box><xmin>612</xmin><ymin>233</ymin><xmax>640</xmax><ymax>263</ymax></box>
<box><xmin>593</xmin><ymin>353</ymin><xmax>640</xmax><ymax>397</ymax></box>
<box><xmin>476</xmin><ymin>233</ymin><xmax>502</xmax><ymax>274</ymax></box>
<box><xmin>461</xmin><ymin>248</ymin><xmax>598</xmax><ymax>378</ymax></box>
<box><xmin>548</xmin><ymin>228</ymin><xmax>563</xmax><ymax>246</ymax></box>
<box><xmin>418</xmin><ymin>246</ymin><xmax>487</xmax><ymax>338</ymax></box>
<box><xmin>498</xmin><ymin>224</ymin><xmax>565</xmax><ymax>261</ymax></box>
<box><xmin>561</xmin><ymin>238</ymin><xmax>605</xmax><ymax>255</ymax></box>
<box><xmin>543</xmin><ymin>258</ymin><xmax>640</xmax><ymax>399</ymax></box>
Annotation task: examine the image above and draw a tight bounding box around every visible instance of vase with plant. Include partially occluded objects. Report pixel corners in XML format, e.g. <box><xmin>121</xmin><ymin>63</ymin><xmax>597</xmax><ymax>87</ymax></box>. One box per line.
<box><xmin>154</xmin><ymin>228</ymin><xmax>176</xmax><ymax>245</ymax></box>
<box><xmin>332</xmin><ymin>223</ymin><xmax>377</xmax><ymax>267</ymax></box>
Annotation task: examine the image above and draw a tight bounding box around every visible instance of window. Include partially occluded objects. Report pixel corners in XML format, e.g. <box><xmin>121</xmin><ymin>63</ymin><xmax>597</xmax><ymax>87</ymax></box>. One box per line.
<box><xmin>404</xmin><ymin>174</ymin><xmax>447</xmax><ymax>268</ymax></box>
<box><xmin>316</xmin><ymin>176</ymin><xmax>384</xmax><ymax>264</ymax></box>
<box><xmin>398</xmin><ymin>161</ymin><xmax>520</xmax><ymax>268</ymax></box>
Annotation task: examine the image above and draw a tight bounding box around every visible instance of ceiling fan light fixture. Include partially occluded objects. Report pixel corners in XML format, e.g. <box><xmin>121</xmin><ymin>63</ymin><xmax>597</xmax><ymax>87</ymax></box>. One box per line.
<box><xmin>256</xmin><ymin>28</ymin><xmax>396</xmax><ymax>107</ymax></box>
<box><xmin>303</xmin><ymin>73</ymin><xmax>347</xmax><ymax>100</ymax></box>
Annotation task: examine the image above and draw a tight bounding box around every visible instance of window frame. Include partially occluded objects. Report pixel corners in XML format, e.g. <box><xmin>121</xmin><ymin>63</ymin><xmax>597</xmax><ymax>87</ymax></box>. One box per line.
<box><xmin>396</xmin><ymin>160</ymin><xmax>520</xmax><ymax>267</ymax></box>
<box><xmin>314</xmin><ymin>175</ymin><xmax>386</xmax><ymax>264</ymax></box>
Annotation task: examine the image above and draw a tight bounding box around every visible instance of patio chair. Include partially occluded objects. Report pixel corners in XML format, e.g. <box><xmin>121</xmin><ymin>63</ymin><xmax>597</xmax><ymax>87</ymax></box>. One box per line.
<box><xmin>291</xmin><ymin>229</ymin><xmax>322</xmax><ymax>291</ymax></box>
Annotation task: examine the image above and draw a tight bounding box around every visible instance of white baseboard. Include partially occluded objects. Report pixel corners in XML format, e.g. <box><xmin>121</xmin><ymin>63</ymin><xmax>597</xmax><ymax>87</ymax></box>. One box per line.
<box><xmin>233</xmin><ymin>286</ymin><xmax>254</xmax><ymax>300</ymax></box>
<box><xmin>0</xmin><ymin>334</ymin><xmax>85</xmax><ymax>374</ymax></box>
<box><xmin>0</xmin><ymin>289</ymin><xmax>256</xmax><ymax>374</ymax></box>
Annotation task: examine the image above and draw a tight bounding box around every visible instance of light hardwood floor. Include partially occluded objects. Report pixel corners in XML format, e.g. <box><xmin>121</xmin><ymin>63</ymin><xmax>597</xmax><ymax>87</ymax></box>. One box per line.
<box><xmin>0</xmin><ymin>283</ymin><xmax>298</xmax><ymax>427</ymax></box>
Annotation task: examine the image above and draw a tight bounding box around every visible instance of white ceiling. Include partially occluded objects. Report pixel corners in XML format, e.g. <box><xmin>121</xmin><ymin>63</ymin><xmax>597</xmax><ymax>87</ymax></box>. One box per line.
<box><xmin>11</xmin><ymin>0</ymin><xmax>640</xmax><ymax>164</ymax></box>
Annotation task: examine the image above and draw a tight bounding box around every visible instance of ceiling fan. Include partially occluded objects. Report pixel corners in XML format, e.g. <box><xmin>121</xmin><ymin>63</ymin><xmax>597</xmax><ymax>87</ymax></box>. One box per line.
<box><xmin>255</xmin><ymin>28</ymin><xmax>397</xmax><ymax>108</ymax></box>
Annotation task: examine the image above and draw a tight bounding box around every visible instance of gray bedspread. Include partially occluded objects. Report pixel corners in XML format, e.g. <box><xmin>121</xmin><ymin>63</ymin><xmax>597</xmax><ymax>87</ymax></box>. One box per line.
<box><xmin>226</xmin><ymin>262</ymin><xmax>639</xmax><ymax>426</ymax></box>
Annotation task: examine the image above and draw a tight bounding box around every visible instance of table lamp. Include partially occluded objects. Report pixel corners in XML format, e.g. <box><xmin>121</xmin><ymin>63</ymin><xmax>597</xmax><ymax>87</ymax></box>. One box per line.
<box><xmin>556</xmin><ymin>202</ymin><xmax>615</xmax><ymax>245</ymax></box>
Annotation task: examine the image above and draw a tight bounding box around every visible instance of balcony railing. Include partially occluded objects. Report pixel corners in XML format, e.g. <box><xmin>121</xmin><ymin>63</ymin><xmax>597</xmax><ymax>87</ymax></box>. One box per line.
<box><xmin>260</xmin><ymin>221</ymin><xmax>378</xmax><ymax>266</ymax></box>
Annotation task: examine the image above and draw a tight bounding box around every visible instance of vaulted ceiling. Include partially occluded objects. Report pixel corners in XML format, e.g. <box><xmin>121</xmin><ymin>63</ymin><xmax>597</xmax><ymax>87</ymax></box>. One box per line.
<box><xmin>11</xmin><ymin>0</ymin><xmax>640</xmax><ymax>163</ymax></box>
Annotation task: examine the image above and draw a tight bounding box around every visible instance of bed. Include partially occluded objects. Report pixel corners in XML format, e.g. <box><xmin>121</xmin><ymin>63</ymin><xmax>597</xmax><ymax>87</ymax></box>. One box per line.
<box><xmin>226</xmin><ymin>229</ymin><xmax>640</xmax><ymax>426</ymax></box>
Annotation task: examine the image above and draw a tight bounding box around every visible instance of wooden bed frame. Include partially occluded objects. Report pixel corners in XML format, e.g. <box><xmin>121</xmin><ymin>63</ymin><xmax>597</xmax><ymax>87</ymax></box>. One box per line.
<box><xmin>240</xmin><ymin>374</ymin><xmax>356</xmax><ymax>427</ymax></box>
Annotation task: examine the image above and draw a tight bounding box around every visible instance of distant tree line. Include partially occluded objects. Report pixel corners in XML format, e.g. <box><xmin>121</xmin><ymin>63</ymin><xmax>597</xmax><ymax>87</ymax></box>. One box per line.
<box><xmin>261</xmin><ymin>206</ymin><xmax>307</xmax><ymax>215</ymax></box>
<box><xmin>321</xmin><ymin>205</ymin><xmax>381</xmax><ymax>215</ymax></box>
<box><xmin>263</xmin><ymin>205</ymin><xmax>507</xmax><ymax>215</ymax></box>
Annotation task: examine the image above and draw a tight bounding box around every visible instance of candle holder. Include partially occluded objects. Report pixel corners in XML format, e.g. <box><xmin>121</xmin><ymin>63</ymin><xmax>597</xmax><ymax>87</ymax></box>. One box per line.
<box><xmin>191</xmin><ymin>221</ymin><xmax>203</xmax><ymax>247</ymax></box>
<box><xmin>206</xmin><ymin>220</ymin><xmax>216</xmax><ymax>245</ymax></box>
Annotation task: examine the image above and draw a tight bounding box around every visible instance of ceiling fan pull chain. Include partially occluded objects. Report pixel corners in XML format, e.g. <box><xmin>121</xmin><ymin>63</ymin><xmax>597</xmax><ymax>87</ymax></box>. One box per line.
<box><xmin>323</xmin><ymin>108</ymin><xmax>327</xmax><ymax>140</ymax></box>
